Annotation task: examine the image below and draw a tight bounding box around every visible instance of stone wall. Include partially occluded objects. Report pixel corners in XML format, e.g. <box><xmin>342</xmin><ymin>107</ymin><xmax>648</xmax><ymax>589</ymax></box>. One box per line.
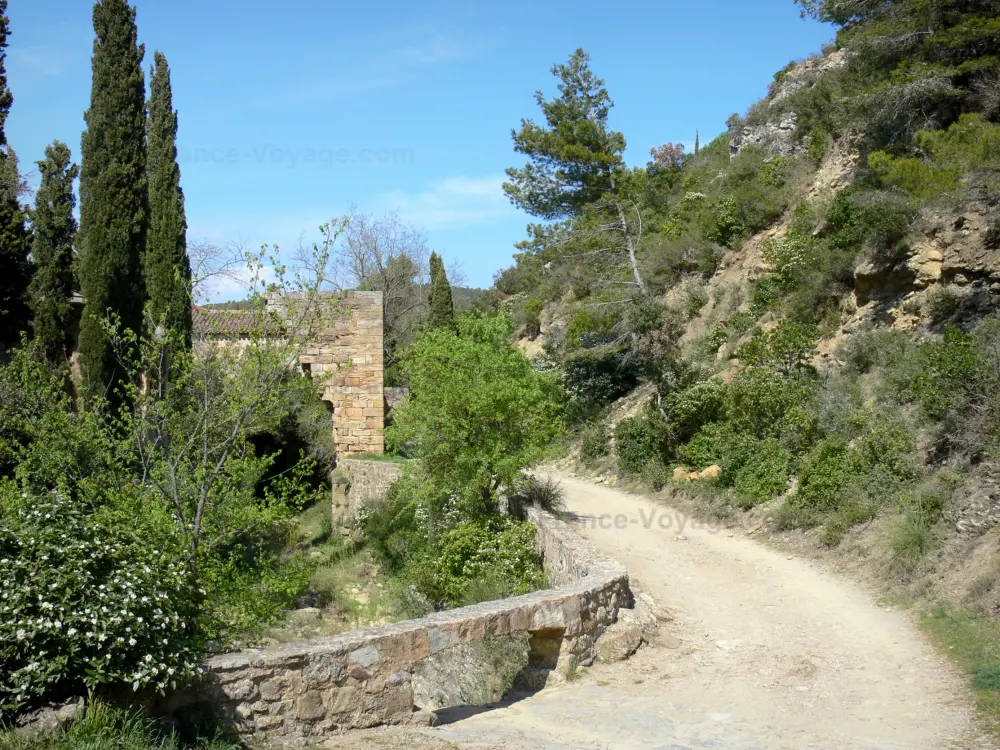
<box><xmin>166</xmin><ymin>507</ymin><xmax>632</xmax><ymax>745</ymax></box>
<box><xmin>193</xmin><ymin>292</ymin><xmax>386</xmax><ymax>459</ymax></box>
<box><xmin>294</xmin><ymin>292</ymin><xmax>385</xmax><ymax>458</ymax></box>
<box><xmin>332</xmin><ymin>459</ymin><xmax>405</xmax><ymax>524</ymax></box>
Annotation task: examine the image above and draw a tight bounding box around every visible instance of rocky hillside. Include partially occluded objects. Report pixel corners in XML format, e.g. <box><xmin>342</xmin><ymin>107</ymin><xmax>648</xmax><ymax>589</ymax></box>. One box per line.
<box><xmin>499</xmin><ymin>0</ymin><xmax>1000</xmax><ymax>621</ymax></box>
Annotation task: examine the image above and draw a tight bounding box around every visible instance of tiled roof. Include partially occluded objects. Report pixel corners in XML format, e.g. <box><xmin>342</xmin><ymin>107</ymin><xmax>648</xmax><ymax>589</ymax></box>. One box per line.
<box><xmin>192</xmin><ymin>307</ymin><xmax>284</xmax><ymax>338</ymax></box>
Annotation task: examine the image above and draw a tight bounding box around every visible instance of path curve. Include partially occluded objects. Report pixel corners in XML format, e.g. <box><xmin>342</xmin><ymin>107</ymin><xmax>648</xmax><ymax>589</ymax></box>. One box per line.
<box><xmin>330</xmin><ymin>474</ymin><xmax>991</xmax><ymax>750</ymax></box>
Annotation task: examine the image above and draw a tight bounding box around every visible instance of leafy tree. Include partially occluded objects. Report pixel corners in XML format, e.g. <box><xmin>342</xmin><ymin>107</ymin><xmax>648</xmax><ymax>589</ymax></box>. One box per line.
<box><xmin>504</xmin><ymin>48</ymin><xmax>624</xmax><ymax>219</ymax></box>
<box><xmin>427</xmin><ymin>251</ymin><xmax>455</xmax><ymax>330</ymax></box>
<box><xmin>28</xmin><ymin>142</ymin><xmax>79</xmax><ymax>363</ymax></box>
<box><xmin>650</xmin><ymin>142</ymin><xmax>686</xmax><ymax>169</ymax></box>
<box><xmin>388</xmin><ymin>314</ymin><xmax>563</xmax><ymax>510</ymax></box>
<box><xmin>505</xmin><ymin>49</ymin><xmax>648</xmax><ymax>294</ymax></box>
<box><xmin>145</xmin><ymin>51</ymin><xmax>192</xmax><ymax>346</ymax></box>
<box><xmin>78</xmin><ymin>0</ymin><xmax>148</xmax><ymax>403</ymax></box>
<box><xmin>311</xmin><ymin>208</ymin><xmax>432</xmax><ymax>375</ymax></box>
<box><xmin>0</xmin><ymin>0</ymin><xmax>32</xmax><ymax>350</ymax></box>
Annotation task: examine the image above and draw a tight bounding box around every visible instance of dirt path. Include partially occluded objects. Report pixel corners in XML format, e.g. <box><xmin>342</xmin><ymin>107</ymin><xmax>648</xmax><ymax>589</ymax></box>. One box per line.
<box><xmin>327</xmin><ymin>474</ymin><xmax>992</xmax><ymax>750</ymax></box>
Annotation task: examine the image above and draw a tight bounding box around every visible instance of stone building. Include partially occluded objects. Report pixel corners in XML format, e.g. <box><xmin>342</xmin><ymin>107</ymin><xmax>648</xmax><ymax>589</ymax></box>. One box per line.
<box><xmin>194</xmin><ymin>291</ymin><xmax>385</xmax><ymax>458</ymax></box>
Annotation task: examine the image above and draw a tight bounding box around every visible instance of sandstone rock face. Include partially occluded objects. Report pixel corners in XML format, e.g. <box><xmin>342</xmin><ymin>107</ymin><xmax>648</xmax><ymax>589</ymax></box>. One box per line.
<box><xmin>160</xmin><ymin>507</ymin><xmax>634</xmax><ymax>746</ymax></box>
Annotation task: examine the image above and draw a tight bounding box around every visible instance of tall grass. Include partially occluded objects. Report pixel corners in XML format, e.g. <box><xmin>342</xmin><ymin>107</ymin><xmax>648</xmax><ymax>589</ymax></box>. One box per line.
<box><xmin>0</xmin><ymin>702</ymin><xmax>234</xmax><ymax>750</ymax></box>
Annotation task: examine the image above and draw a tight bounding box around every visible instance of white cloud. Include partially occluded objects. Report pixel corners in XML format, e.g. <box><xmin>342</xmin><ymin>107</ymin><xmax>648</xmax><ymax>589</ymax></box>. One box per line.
<box><xmin>380</xmin><ymin>175</ymin><xmax>514</xmax><ymax>230</ymax></box>
<box><xmin>294</xmin><ymin>25</ymin><xmax>482</xmax><ymax>101</ymax></box>
<box><xmin>9</xmin><ymin>45</ymin><xmax>67</xmax><ymax>79</ymax></box>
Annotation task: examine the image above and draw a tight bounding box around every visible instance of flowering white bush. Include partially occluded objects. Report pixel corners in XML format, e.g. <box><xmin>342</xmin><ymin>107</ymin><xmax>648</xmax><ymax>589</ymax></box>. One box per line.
<box><xmin>0</xmin><ymin>492</ymin><xmax>199</xmax><ymax>719</ymax></box>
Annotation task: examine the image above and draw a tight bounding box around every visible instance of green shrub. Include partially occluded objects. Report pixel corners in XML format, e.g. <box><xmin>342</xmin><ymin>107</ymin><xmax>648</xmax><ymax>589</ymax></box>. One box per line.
<box><xmin>838</xmin><ymin>329</ymin><xmax>910</xmax><ymax>375</ymax></box>
<box><xmin>726</xmin><ymin>368</ymin><xmax>811</xmax><ymax>439</ymax></box>
<box><xmin>664</xmin><ymin>380</ymin><xmax>728</xmax><ymax>444</ymax></box>
<box><xmin>563</xmin><ymin>346</ymin><xmax>642</xmax><ymax>420</ymax></box>
<box><xmin>728</xmin><ymin>438</ymin><xmax>792</xmax><ymax>507</ymax></box>
<box><xmin>435</xmin><ymin>516</ymin><xmax>545</xmax><ymax>605</ymax></box>
<box><xmin>807</xmin><ymin>127</ymin><xmax>830</xmax><ymax>164</ymax></box>
<box><xmin>826</xmin><ymin>188</ymin><xmax>913</xmax><ymax>258</ymax></box>
<box><xmin>907</xmin><ymin>325</ymin><xmax>983</xmax><ymax>420</ymax></box>
<box><xmin>925</xmin><ymin>284</ymin><xmax>962</xmax><ymax>322</ymax></box>
<box><xmin>737</xmin><ymin>321</ymin><xmax>819</xmax><ymax>374</ymax></box>
<box><xmin>524</xmin><ymin>298</ymin><xmax>544</xmax><ymax>336</ymax></box>
<box><xmin>677</xmin><ymin>423</ymin><xmax>728</xmax><ymax>469</ymax></box>
<box><xmin>820</xmin><ymin>486</ymin><xmax>879</xmax><ymax>547</ymax></box>
<box><xmin>870</xmin><ymin>115</ymin><xmax>1000</xmax><ymax>202</ymax></box>
<box><xmin>642</xmin><ymin>460</ymin><xmax>671</xmax><ymax>492</ymax></box>
<box><xmin>794</xmin><ymin>437</ymin><xmax>864</xmax><ymax>512</ymax></box>
<box><xmin>0</xmin><ymin>701</ymin><xmax>235</xmax><ymax>750</ymax></box>
<box><xmin>506</xmin><ymin>475</ymin><xmax>566</xmax><ymax>520</ymax></box>
<box><xmin>580</xmin><ymin>422</ymin><xmax>610</xmax><ymax>463</ymax></box>
<box><xmin>887</xmin><ymin>512</ymin><xmax>938</xmax><ymax>574</ymax></box>
<box><xmin>615</xmin><ymin>411</ymin><xmax>667</xmax><ymax>476</ymax></box>
<box><xmin>0</xmin><ymin>492</ymin><xmax>198</xmax><ymax>719</ymax></box>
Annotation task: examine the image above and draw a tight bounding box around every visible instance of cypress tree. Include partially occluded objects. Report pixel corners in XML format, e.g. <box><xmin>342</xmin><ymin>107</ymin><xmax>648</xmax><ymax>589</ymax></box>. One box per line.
<box><xmin>78</xmin><ymin>0</ymin><xmax>148</xmax><ymax>401</ymax></box>
<box><xmin>427</xmin><ymin>251</ymin><xmax>455</xmax><ymax>330</ymax></box>
<box><xmin>0</xmin><ymin>0</ymin><xmax>32</xmax><ymax>350</ymax></box>
<box><xmin>695</xmin><ymin>130</ymin><xmax>700</xmax><ymax>156</ymax></box>
<box><xmin>28</xmin><ymin>142</ymin><xmax>79</xmax><ymax>363</ymax></box>
<box><xmin>146</xmin><ymin>51</ymin><xmax>191</xmax><ymax>346</ymax></box>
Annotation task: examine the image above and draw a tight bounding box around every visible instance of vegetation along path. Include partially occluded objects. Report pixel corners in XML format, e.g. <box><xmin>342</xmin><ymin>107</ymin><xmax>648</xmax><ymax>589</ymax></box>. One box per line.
<box><xmin>332</xmin><ymin>473</ymin><xmax>992</xmax><ymax>750</ymax></box>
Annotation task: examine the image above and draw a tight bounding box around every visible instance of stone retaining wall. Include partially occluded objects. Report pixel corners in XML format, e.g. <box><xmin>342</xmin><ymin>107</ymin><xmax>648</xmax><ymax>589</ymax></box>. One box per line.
<box><xmin>168</xmin><ymin>507</ymin><xmax>631</xmax><ymax>746</ymax></box>
<box><xmin>332</xmin><ymin>459</ymin><xmax>406</xmax><ymax>524</ymax></box>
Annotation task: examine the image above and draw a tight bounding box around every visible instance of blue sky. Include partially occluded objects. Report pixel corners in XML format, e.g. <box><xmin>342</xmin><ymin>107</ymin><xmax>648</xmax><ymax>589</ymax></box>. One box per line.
<box><xmin>7</xmin><ymin>0</ymin><xmax>833</xmax><ymax>294</ymax></box>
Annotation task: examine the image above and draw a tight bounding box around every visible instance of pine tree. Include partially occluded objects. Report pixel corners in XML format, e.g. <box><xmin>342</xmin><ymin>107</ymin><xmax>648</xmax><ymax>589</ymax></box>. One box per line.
<box><xmin>0</xmin><ymin>0</ymin><xmax>32</xmax><ymax>350</ymax></box>
<box><xmin>29</xmin><ymin>142</ymin><xmax>79</xmax><ymax>363</ymax></box>
<box><xmin>427</xmin><ymin>252</ymin><xmax>455</xmax><ymax>330</ymax></box>
<box><xmin>146</xmin><ymin>51</ymin><xmax>191</xmax><ymax>346</ymax></box>
<box><xmin>78</xmin><ymin>0</ymin><xmax>148</xmax><ymax>401</ymax></box>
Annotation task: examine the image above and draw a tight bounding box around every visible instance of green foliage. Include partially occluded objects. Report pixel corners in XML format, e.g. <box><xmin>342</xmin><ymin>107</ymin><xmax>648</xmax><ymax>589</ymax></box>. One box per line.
<box><xmin>145</xmin><ymin>52</ymin><xmax>192</xmax><ymax>347</ymax></box>
<box><xmin>726</xmin><ymin>368</ymin><xmax>811</xmax><ymax>439</ymax></box>
<box><xmin>925</xmin><ymin>284</ymin><xmax>962</xmax><ymax>323</ymax></box>
<box><xmin>580</xmin><ymin>421</ymin><xmax>609</xmax><ymax>463</ymax></box>
<box><xmin>737</xmin><ymin>321</ymin><xmax>819</xmax><ymax>374</ymax></box>
<box><xmin>388</xmin><ymin>314</ymin><xmax>563</xmax><ymax>507</ymax></box>
<box><xmin>662</xmin><ymin>379</ymin><xmax>727</xmax><ymax>445</ymax></box>
<box><xmin>504</xmin><ymin>49</ymin><xmax>625</xmax><ymax>219</ymax></box>
<box><xmin>615</xmin><ymin>408</ymin><xmax>667</xmax><ymax>475</ymax></box>
<box><xmin>0</xmin><ymin>491</ymin><xmax>198</xmax><ymax>718</ymax></box>
<box><xmin>566</xmin><ymin>306</ymin><xmax>618</xmax><ymax>348</ymax></box>
<box><xmin>0</xmin><ymin>3</ymin><xmax>32</xmax><ymax>351</ymax></box>
<box><xmin>807</xmin><ymin>127</ymin><xmax>830</xmax><ymax>164</ymax></box>
<box><xmin>523</xmin><ymin>297</ymin><xmax>543</xmax><ymax>336</ymax></box>
<box><xmin>433</xmin><ymin>516</ymin><xmax>544</xmax><ymax>606</ymax></box>
<box><xmin>562</xmin><ymin>346</ymin><xmax>641</xmax><ymax>420</ymax></box>
<box><xmin>0</xmin><ymin>156</ymin><xmax>32</xmax><ymax>349</ymax></box>
<box><xmin>887</xmin><ymin>511</ymin><xmax>938</xmax><ymax>573</ymax></box>
<box><xmin>506</xmin><ymin>474</ymin><xmax>566</xmax><ymax>520</ymax></box>
<box><xmin>677</xmin><ymin>423</ymin><xmax>727</xmax><ymax>469</ymax></box>
<box><xmin>838</xmin><ymin>328</ymin><xmax>910</xmax><ymax>375</ymax></box>
<box><xmin>906</xmin><ymin>325</ymin><xmax>982</xmax><ymax>420</ymax></box>
<box><xmin>78</xmin><ymin>0</ymin><xmax>149</xmax><ymax>403</ymax></box>
<box><xmin>793</xmin><ymin>437</ymin><xmax>864</xmax><ymax>512</ymax></box>
<box><xmin>727</xmin><ymin>438</ymin><xmax>792</xmax><ymax>507</ymax></box>
<box><xmin>870</xmin><ymin>115</ymin><xmax>1000</xmax><ymax>203</ymax></box>
<box><xmin>826</xmin><ymin>188</ymin><xmax>913</xmax><ymax>258</ymax></box>
<box><xmin>28</xmin><ymin>143</ymin><xmax>79</xmax><ymax>363</ymax></box>
<box><xmin>0</xmin><ymin>701</ymin><xmax>235</xmax><ymax>750</ymax></box>
<box><xmin>427</xmin><ymin>251</ymin><xmax>455</xmax><ymax>330</ymax></box>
